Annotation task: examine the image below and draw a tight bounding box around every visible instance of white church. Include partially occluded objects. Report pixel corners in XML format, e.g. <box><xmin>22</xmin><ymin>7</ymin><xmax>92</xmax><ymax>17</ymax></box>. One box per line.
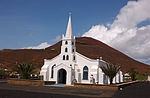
<box><xmin>40</xmin><ymin>15</ymin><xmax>123</xmax><ymax>85</ymax></box>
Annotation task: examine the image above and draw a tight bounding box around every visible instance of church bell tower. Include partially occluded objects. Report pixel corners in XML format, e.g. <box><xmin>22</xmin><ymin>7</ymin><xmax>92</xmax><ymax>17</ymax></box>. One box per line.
<box><xmin>61</xmin><ymin>14</ymin><xmax>76</xmax><ymax>63</ymax></box>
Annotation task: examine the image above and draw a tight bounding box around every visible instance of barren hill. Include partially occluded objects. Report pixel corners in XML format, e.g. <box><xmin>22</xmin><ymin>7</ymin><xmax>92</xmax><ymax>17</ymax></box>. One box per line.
<box><xmin>0</xmin><ymin>37</ymin><xmax>150</xmax><ymax>74</ymax></box>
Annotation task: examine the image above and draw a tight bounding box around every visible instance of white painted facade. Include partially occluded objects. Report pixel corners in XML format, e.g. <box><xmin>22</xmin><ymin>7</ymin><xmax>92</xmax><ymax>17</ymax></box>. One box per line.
<box><xmin>40</xmin><ymin>15</ymin><xmax>123</xmax><ymax>85</ymax></box>
<box><xmin>148</xmin><ymin>76</ymin><xmax>150</xmax><ymax>81</ymax></box>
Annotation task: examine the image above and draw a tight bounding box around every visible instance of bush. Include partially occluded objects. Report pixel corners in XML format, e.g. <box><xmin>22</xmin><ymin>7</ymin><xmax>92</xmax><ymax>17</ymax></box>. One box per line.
<box><xmin>136</xmin><ymin>73</ymin><xmax>148</xmax><ymax>80</ymax></box>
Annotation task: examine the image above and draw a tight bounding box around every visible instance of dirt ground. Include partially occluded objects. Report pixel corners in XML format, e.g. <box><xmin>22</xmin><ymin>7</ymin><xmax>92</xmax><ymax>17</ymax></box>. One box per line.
<box><xmin>0</xmin><ymin>81</ymin><xmax>115</xmax><ymax>98</ymax></box>
<box><xmin>0</xmin><ymin>81</ymin><xmax>150</xmax><ymax>98</ymax></box>
<box><xmin>112</xmin><ymin>81</ymin><xmax>150</xmax><ymax>98</ymax></box>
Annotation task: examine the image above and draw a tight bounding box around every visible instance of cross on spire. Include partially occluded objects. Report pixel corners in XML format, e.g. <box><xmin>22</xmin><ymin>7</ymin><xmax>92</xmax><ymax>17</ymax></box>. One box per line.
<box><xmin>69</xmin><ymin>12</ymin><xmax>72</xmax><ymax>16</ymax></box>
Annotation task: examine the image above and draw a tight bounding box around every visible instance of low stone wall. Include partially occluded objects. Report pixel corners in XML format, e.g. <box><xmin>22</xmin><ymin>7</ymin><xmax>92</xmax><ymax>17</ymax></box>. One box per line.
<box><xmin>73</xmin><ymin>83</ymin><xmax>118</xmax><ymax>90</ymax></box>
<box><xmin>44</xmin><ymin>81</ymin><xmax>56</xmax><ymax>85</ymax></box>
<box><xmin>8</xmin><ymin>79</ymin><xmax>45</xmax><ymax>86</ymax></box>
<box><xmin>117</xmin><ymin>80</ymin><xmax>139</xmax><ymax>89</ymax></box>
<box><xmin>72</xmin><ymin>81</ymin><xmax>140</xmax><ymax>90</ymax></box>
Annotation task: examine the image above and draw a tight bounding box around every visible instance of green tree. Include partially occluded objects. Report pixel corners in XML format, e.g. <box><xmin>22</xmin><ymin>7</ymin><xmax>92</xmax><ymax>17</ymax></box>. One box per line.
<box><xmin>100</xmin><ymin>63</ymin><xmax>120</xmax><ymax>84</ymax></box>
<box><xmin>17</xmin><ymin>63</ymin><xmax>34</xmax><ymax>79</ymax></box>
<box><xmin>129</xmin><ymin>68</ymin><xmax>138</xmax><ymax>81</ymax></box>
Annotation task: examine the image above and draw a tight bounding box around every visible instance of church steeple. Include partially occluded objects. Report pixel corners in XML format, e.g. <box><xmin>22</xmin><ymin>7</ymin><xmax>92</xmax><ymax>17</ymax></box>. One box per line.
<box><xmin>65</xmin><ymin>14</ymin><xmax>72</xmax><ymax>39</ymax></box>
<box><xmin>61</xmin><ymin>14</ymin><xmax>76</xmax><ymax>62</ymax></box>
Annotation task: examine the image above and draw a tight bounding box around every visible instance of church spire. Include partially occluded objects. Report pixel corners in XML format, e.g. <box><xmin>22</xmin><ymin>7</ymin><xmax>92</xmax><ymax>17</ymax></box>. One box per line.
<box><xmin>65</xmin><ymin>13</ymin><xmax>72</xmax><ymax>39</ymax></box>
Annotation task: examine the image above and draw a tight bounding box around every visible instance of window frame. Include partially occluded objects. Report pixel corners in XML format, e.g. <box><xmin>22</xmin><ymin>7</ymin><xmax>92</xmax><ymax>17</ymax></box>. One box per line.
<box><xmin>83</xmin><ymin>66</ymin><xmax>88</xmax><ymax>80</ymax></box>
<box><xmin>51</xmin><ymin>64</ymin><xmax>56</xmax><ymax>78</ymax></box>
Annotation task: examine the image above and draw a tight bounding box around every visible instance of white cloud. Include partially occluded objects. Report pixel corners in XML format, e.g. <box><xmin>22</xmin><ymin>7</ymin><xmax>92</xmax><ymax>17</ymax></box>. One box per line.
<box><xmin>136</xmin><ymin>58</ymin><xmax>150</xmax><ymax>65</ymax></box>
<box><xmin>51</xmin><ymin>35</ymin><xmax>61</xmax><ymax>42</ymax></box>
<box><xmin>23</xmin><ymin>35</ymin><xmax>61</xmax><ymax>49</ymax></box>
<box><xmin>83</xmin><ymin>0</ymin><xmax>150</xmax><ymax>65</ymax></box>
<box><xmin>23</xmin><ymin>42</ymin><xmax>51</xmax><ymax>49</ymax></box>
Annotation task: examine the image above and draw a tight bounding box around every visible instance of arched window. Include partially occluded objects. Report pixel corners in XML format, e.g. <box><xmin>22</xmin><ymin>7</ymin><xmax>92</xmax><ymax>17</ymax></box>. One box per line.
<box><xmin>83</xmin><ymin>66</ymin><xmax>88</xmax><ymax>80</ymax></box>
<box><xmin>51</xmin><ymin>64</ymin><xmax>56</xmax><ymax>78</ymax></box>
<box><xmin>63</xmin><ymin>55</ymin><xmax>65</xmax><ymax>60</ymax></box>
<box><xmin>65</xmin><ymin>48</ymin><xmax>68</xmax><ymax>52</ymax></box>
<box><xmin>72</xmin><ymin>49</ymin><xmax>74</xmax><ymax>52</ymax></box>
<box><xmin>72</xmin><ymin>41</ymin><xmax>74</xmax><ymax>45</ymax></box>
<box><xmin>65</xmin><ymin>41</ymin><xmax>68</xmax><ymax>45</ymax></box>
<box><xmin>73</xmin><ymin>56</ymin><xmax>75</xmax><ymax>60</ymax></box>
<box><xmin>66</xmin><ymin>55</ymin><xmax>69</xmax><ymax>60</ymax></box>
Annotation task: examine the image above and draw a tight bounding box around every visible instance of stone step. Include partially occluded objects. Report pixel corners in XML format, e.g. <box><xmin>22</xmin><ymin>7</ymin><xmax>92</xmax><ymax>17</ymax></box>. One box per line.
<box><xmin>45</xmin><ymin>84</ymin><xmax>65</xmax><ymax>87</ymax></box>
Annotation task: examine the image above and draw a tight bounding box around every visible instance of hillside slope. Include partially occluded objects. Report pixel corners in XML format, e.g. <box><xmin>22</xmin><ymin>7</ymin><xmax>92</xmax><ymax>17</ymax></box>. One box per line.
<box><xmin>0</xmin><ymin>37</ymin><xmax>150</xmax><ymax>73</ymax></box>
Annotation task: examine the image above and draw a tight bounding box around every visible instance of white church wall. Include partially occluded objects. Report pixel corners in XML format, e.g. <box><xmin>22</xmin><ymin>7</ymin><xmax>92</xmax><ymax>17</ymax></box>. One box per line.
<box><xmin>74</xmin><ymin>65</ymin><xmax>81</xmax><ymax>83</ymax></box>
<box><xmin>43</xmin><ymin>55</ymin><xmax>60</xmax><ymax>67</ymax></box>
<box><xmin>40</xmin><ymin>69</ymin><xmax>47</xmax><ymax>81</ymax></box>
<box><xmin>75</xmin><ymin>52</ymin><xmax>98</xmax><ymax>84</ymax></box>
<box><xmin>115</xmin><ymin>73</ymin><xmax>119</xmax><ymax>83</ymax></box>
<box><xmin>147</xmin><ymin>76</ymin><xmax>150</xmax><ymax>81</ymax></box>
<box><xmin>103</xmin><ymin>74</ymin><xmax>109</xmax><ymax>84</ymax></box>
<box><xmin>40</xmin><ymin>55</ymin><xmax>61</xmax><ymax>81</ymax></box>
<box><xmin>98</xmin><ymin>69</ymin><xmax>104</xmax><ymax>84</ymax></box>
<box><xmin>120</xmin><ymin>71</ymin><xmax>123</xmax><ymax>82</ymax></box>
<box><xmin>91</xmin><ymin>65</ymin><xmax>98</xmax><ymax>83</ymax></box>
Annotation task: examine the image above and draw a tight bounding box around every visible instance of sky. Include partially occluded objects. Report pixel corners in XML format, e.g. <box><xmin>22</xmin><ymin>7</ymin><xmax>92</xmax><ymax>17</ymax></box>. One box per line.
<box><xmin>0</xmin><ymin>0</ymin><xmax>150</xmax><ymax>65</ymax></box>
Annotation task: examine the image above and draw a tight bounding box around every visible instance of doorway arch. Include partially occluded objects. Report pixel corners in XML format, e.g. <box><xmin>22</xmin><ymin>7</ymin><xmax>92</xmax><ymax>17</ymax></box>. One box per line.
<box><xmin>58</xmin><ymin>69</ymin><xmax>67</xmax><ymax>84</ymax></box>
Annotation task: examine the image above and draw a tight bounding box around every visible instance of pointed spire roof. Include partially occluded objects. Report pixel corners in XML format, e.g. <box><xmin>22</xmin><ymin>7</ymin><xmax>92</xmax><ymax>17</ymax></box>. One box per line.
<box><xmin>65</xmin><ymin>14</ymin><xmax>72</xmax><ymax>39</ymax></box>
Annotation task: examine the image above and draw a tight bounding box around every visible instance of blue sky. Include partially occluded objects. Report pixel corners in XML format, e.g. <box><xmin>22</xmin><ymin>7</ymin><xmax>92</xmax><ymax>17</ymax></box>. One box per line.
<box><xmin>0</xmin><ymin>0</ymin><xmax>129</xmax><ymax>49</ymax></box>
<box><xmin>1</xmin><ymin>0</ymin><xmax>150</xmax><ymax>65</ymax></box>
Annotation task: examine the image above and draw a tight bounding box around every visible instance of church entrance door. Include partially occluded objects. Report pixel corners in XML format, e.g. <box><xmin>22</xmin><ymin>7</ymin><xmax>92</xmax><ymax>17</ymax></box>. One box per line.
<box><xmin>58</xmin><ymin>69</ymin><xmax>67</xmax><ymax>84</ymax></box>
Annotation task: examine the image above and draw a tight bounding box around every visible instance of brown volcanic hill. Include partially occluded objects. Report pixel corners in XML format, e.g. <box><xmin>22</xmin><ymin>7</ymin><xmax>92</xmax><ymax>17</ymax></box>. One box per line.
<box><xmin>0</xmin><ymin>37</ymin><xmax>150</xmax><ymax>74</ymax></box>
